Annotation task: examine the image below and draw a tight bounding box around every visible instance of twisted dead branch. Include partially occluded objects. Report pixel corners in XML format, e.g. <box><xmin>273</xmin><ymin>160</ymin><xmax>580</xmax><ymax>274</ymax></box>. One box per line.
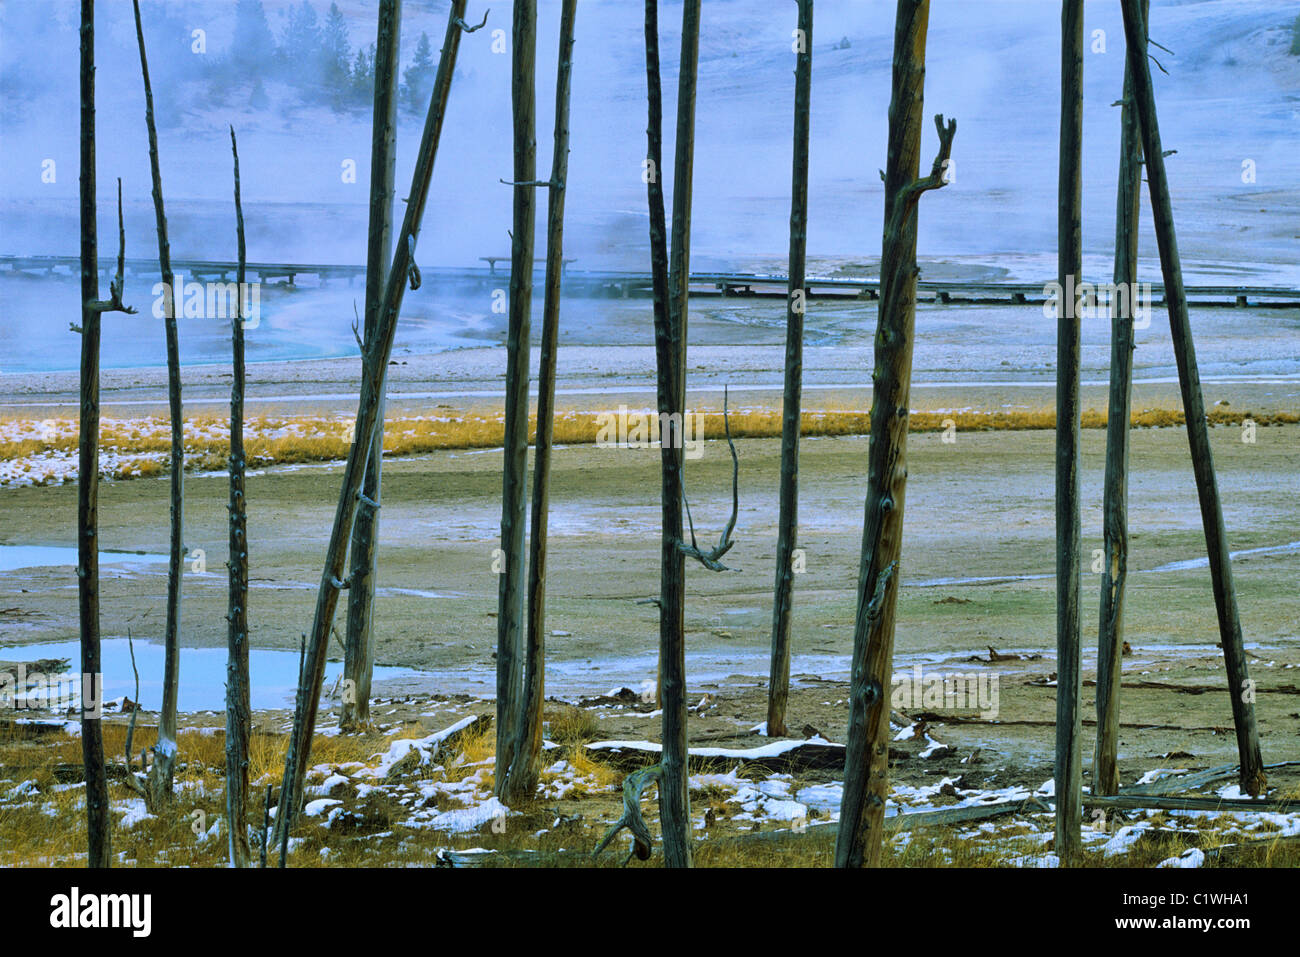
<box><xmin>77</xmin><ymin>179</ymin><xmax>136</xmax><ymax>328</ymax></box>
<box><xmin>122</xmin><ymin>630</ymin><xmax>150</xmax><ymax>802</ymax></box>
<box><xmin>454</xmin><ymin>9</ymin><xmax>489</xmax><ymax>33</ymax></box>
<box><xmin>593</xmin><ymin>764</ymin><xmax>663</xmax><ymax>864</ymax></box>
<box><xmin>885</xmin><ymin>114</ymin><xmax>956</xmax><ymax>243</ymax></box>
<box><xmin>676</xmin><ymin>385</ymin><xmax>740</xmax><ymax>572</ymax></box>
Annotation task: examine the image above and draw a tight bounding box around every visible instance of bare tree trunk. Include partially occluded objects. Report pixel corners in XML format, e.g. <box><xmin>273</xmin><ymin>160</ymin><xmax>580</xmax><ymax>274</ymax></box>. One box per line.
<box><xmin>660</xmin><ymin>0</ymin><xmax>702</xmax><ymax>872</ymax></box>
<box><xmin>1093</xmin><ymin>0</ymin><xmax>1146</xmax><ymax>799</ymax></box>
<box><xmin>132</xmin><ymin>0</ymin><xmax>183</xmax><ymax>807</ymax></box>
<box><xmin>767</xmin><ymin>0</ymin><xmax>813</xmax><ymax>740</ymax></box>
<box><xmin>1118</xmin><ymin>0</ymin><xmax>1266</xmax><ymax>796</ymax></box>
<box><xmin>647</xmin><ymin>0</ymin><xmax>702</xmax><ymax>869</ymax></box>
<box><xmin>342</xmin><ymin>0</ymin><xmax>402</xmax><ymax>732</ymax></box>
<box><xmin>225</xmin><ymin>127</ymin><xmax>252</xmax><ymax>869</ymax></box>
<box><xmin>504</xmin><ymin>0</ymin><xmax>577</xmax><ymax>804</ymax></box>
<box><xmin>494</xmin><ymin>0</ymin><xmax>537</xmax><ymax>796</ymax></box>
<box><xmin>275</xmin><ymin>0</ymin><xmax>478</xmax><ymax>845</ymax></box>
<box><xmin>1054</xmin><ymin>0</ymin><xmax>1084</xmax><ymax>864</ymax></box>
<box><xmin>645</xmin><ymin>1</ymin><xmax>673</xmax><ymax>721</ymax></box>
<box><xmin>77</xmin><ymin>0</ymin><xmax>110</xmax><ymax>870</ymax></box>
<box><xmin>835</xmin><ymin>0</ymin><xmax>954</xmax><ymax>868</ymax></box>
<box><xmin>279</xmin><ymin>636</ymin><xmax>306</xmax><ymax>864</ymax></box>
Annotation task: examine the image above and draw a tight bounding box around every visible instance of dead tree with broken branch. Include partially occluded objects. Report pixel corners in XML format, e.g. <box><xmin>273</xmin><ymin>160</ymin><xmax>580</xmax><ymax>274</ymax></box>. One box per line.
<box><xmin>494</xmin><ymin>0</ymin><xmax>538</xmax><ymax>797</ymax></box>
<box><xmin>1054</xmin><ymin>0</ymin><xmax>1085</xmax><ymax>866</ymax></box>
<box><xmin>274</xmin><ymin>1</ymin><xmax>483</xmax><ymax>847</ymax></box>
<box><xmin>767</xmin><ymin>0</ymin><xmax>814</xmax><ymax>738</ymax></box>
<box><xmin>226</xmin><ymin>127</ymin><xmax>253</xmax><ymax>868</ymax></box>
<box><xmin>132</xmin><ymin>0</ymin><xmax>185</xmax><ymax>808</ymax></box>
<box><xmin>835</xmin><ymin>0</ymin><xmax>954</xmax><ymax>869</ymax></box>
<box><xmin>1118</xmin><ymin>0</ymin><xmax>1265</xmax><ymax>796</ymax></box>
<box><xmin>503</xmin><ymin>0</ymin><xmax>579</xmax><ymax>804</ymax></box>
<box><xmin>1094</xmin><ymin>0</ymin><xmax>1147</xmax><ymax>799</ymax></box>
<box><xmin>77</xmin><ymin>0</ymin><xmax>135</xmax><ymax>867</ymax></box>
<box><xmin>643</xmin><ymin>0</ymin><xmax>702</xmax><ymax>870</ymax></box>
<box><xmin>342</xmin><ymin>0</ymin><xmax>402</xmax><ymax>732</ymax></box>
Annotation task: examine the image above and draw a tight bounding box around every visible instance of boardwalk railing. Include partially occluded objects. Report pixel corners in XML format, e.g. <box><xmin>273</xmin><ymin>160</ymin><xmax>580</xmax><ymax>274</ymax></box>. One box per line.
<box><xmin>2</xmin><ymin>254</ymin><xmax>1297</xmax><ymax>307</ymax></box>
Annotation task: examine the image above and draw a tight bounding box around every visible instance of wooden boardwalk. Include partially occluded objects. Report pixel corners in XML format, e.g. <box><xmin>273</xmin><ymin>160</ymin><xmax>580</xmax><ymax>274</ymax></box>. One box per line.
<box><xmin>2</xmin><ymin>254</ymin><xmax>1297</xmax><ymax>307</ymax></box>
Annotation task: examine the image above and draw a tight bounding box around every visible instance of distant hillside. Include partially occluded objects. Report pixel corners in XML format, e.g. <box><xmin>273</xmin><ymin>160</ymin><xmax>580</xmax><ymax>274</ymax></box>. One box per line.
<box><xmin>1</xmin><ymin>0</ymin><xmax>1297</xmax><ymax>273</ymax></box>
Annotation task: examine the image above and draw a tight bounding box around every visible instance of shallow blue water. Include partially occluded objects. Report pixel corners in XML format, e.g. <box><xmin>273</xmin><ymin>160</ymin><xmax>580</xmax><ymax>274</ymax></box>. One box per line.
<box><xmin>0</xmin><ymin>545</ymin><xmax>168</xmax><ymax>573</ymax></box>
<box><xmin>1</xmin><ymin>638</ymin><xmax>419</xmax><ymax>712</ymax></box>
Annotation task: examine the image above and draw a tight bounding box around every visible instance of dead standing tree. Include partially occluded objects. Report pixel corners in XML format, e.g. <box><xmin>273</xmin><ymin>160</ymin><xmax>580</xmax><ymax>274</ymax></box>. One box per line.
<box><xmin>643</xmin><ymin>0</ymin><xmax>702</xmax><ymax>869</ymax></box>
<box><xmin>342</xmin><ymin>0</ymin><xmax>402</xmax><ymax>732</ymax></box>
<box><xmin>1054</xmin><ymin>0</ymin><xmax>1084</xmax><ymax>864</ymax></box>
<box><xmin>226</xmin><ymin>127</ymin><xmax>252</xmax><ymax>868</ymax></box>
<box><xmin>274</xmin><ymin>1</ymin><xmax>484</xmax><ymax>846</ymax></box>
<box><xmin>1117</xmin><ymin>0</ymin><xmax>1265</xmax><ymax>795</ymax></box>
<box><xmin>503</xmin><ymin>0</ymin><xmax>579</xmax><ymax>803</ymax></box>
<box><xmin>132</xmin><ymin>0</ymin><xmax>184</xmax><ymax>807</ymax></box>
<box><xmin>495</xmin><ymin>0</ymin><xmax>538</xmax><ymax>799</ymax></box>
<box><xmin>76</xmin><ymin>0</ymin><xmax>107</xmax><ymax>871</ymax></box>
<box><xmin>767</xmin><ymin>0</ymin><xmax>813</xmax><ymax>740</ymax></box>
<box><xmin>76</xmin><ymin>0</ymin><xmax>137</xmax><ymax>869</ymax></box>
<box><xmin>1093</xmin><ymin>0</ymin><xmax>1147</xmax><ymax>798</ymax></box>
<box><xmin>835</xmin><ymin>0</ymin><xmax>954</xmax><ymax>868</ymax></box>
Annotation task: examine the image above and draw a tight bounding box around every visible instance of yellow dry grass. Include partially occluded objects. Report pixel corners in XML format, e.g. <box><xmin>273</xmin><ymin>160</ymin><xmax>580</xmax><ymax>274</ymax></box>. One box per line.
<box><xmin>4</xmin><ymin>404</ymin><xmax>1294</xmax><ymax>485</ymax></box>
<box><xmin>3</xmin><ymin>720</ymin><xmax>1297</xmax><ymax>867</ymax></box>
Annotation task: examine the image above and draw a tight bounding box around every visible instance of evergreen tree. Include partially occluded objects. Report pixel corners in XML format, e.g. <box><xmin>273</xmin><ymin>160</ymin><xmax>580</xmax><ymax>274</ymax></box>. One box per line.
<box><xmin>402</xmin><ymin>31</ymin><xmax>436</xmax><ymax>112</ymax></box>
<box><xmin>230</xmin><ymin>0</ymin><xmax>275</xmax><ymax>74</ymax></box>
<box><xmin>1291</xmin><ymin>13</ymin><xmax>1300</xmax><ymax>56</ymax></box>
<box><xmin>321</xmin><ymin>2</ymin><xmax>352</xmax><ymax>89</ymax></box>
<box><xmin>351</xmin><ymin>43</ymin><xmax>375</xmax><ymax>105</ymax></box>
<box><xmin>280</xmin><ymin>0</ymin><xmax>323</xmax><ymax>80</ymax></box>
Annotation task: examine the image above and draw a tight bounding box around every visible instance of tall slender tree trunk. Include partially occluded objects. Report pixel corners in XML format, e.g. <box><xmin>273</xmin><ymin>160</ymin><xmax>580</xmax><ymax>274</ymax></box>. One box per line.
<box><xmin>132</xmin><ymin>0</ymin><xmax>183</xmax><ymax>806</ymax></box>
<box><xmin>275</xmin><ymin>0</ymin><xmax>474</xmax><ymax>846</ymax></box>
<box><xmin>77</xmin><ymin>0</ymin><xmax>111</xmax><ymax>869</ymax></box>
<box><xmin>1093</xmin><ymin>0</ymin><xmax>1146</xmax><ymax>799</ymax></box>
<box><xmin>1054</xmin><ymin>0</ymin><xmax>1084</xmax><ymax>864</ymax></box>
<box><xmin>1118</xmin><ymin>0</ymin><xmax>1266</xmax><ymax>795</ymax></box>
<box><xmin>342</xmin><ymin>0</ymin><xmax>402</xmax><ymax>732</ymax></box>
<box><xmin>835</xmin><ymin>0</ymin><xmax>954</xmax><ymax>869</ymax></box>
<box><xmin>651</xmin><ymin>0</ymin><xmax>702</xmax><ymax>869</ymax></box>
<box><xmin>644</xmin><ymin>0</ymin><xmax>675</xmax><ymax>718</ymax></box>
<box><xmin>494</xmin><ymin>0</ymin><xmax>538</xmax><ymax>796</ymax></box>
<box><xmin>226</xmin><ymin>126</ymin><xmax>252</xmax><ymax>868</ymax></box>
<box><xmin>767</xmin><ymin>0</ymin><xmax>813</xmax><ymax>740</ymax></box>
<box><xmin>504</xmin><ymin>0</ymin><xmax>577</xmax><ymax>804</ymax></box>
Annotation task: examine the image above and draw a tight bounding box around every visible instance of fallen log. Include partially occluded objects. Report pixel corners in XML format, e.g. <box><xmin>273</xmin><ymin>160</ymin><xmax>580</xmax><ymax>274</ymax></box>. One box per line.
<box><xmin>682</xmin><ymin>796</ymin><xmax>1053</xmax><ymax>857</ymax></box>
<box><xmin>1205</xmin><ymin>834</ymin><xmax>1300</xmax><ymax>865</ymax></box>
<box><xmin>435</xmin><ymin>795</ymin><xmax>1053</xmax><ymax>867</ymax></box>
<box><xmin>1124</xmin><ymin>761</ymin><xmax>1300</xmax><ymax>797</ymax></box>
<box><xmin>1085</xmin><ymin>794</ymin><xmax>1298</xmax><ymax>814</ymax></box>
<box><xmin>0</xmin><ymin>719</ymin><xmax>73</xmax><ymax>737</ymax></box>
<box><xmin>0</xmin><ymin>658</ymin><xmax>70</xmax><ymax>678</ymax></box>
<box><xmin>1082</xmin><ymin>679</ymin><xmax>1300</xmax><ymax>696</ymax></box>
<box><xmin>54</xmin><ymin>763</ymin><xmax>128</xmax><ymax>784</ymax></box>
<box><xmin>1124</xmin><ymin>763</ymin><xmax>1239</xmax><ymax>796</ymax></box>
<box><xmin>584</xmin><ymin>738</ymin><xmax>849</xmax><ymax>773</ymax></box>
<box><xmin>888</xmin><ymin>796</ymin><xmax>1052</xmax><ymax>832</ymax></box>
<box><xmin>904</xmin><ymin>711</ymin><xmax>1232</xmax><ymax>733</ymax></box>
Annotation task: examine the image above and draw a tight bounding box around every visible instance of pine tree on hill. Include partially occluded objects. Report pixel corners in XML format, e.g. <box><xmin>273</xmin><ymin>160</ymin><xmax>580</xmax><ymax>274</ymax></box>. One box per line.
<box><xmin>321</xmin><ymin>1</ymin><xmax>352</xmax><ymax>89</ymax></box>
<box><xmin>402</xmin><ymin>31</ymin><xmax>436</xmax><ymax>112</ymax></box>
<box><xmin>231</xmin><ymin>0</ymin><xmax>275</xmax><ymax>74</ymax></box>
<box><xmin>351</xmin><ymin>43</ymin><xmax>376</xmax><ymax>105</ymax></box>
<box><xmin>280</xmin><ymin>0</ymin><xmax>324</xmax><ymax>83</ymax></box>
